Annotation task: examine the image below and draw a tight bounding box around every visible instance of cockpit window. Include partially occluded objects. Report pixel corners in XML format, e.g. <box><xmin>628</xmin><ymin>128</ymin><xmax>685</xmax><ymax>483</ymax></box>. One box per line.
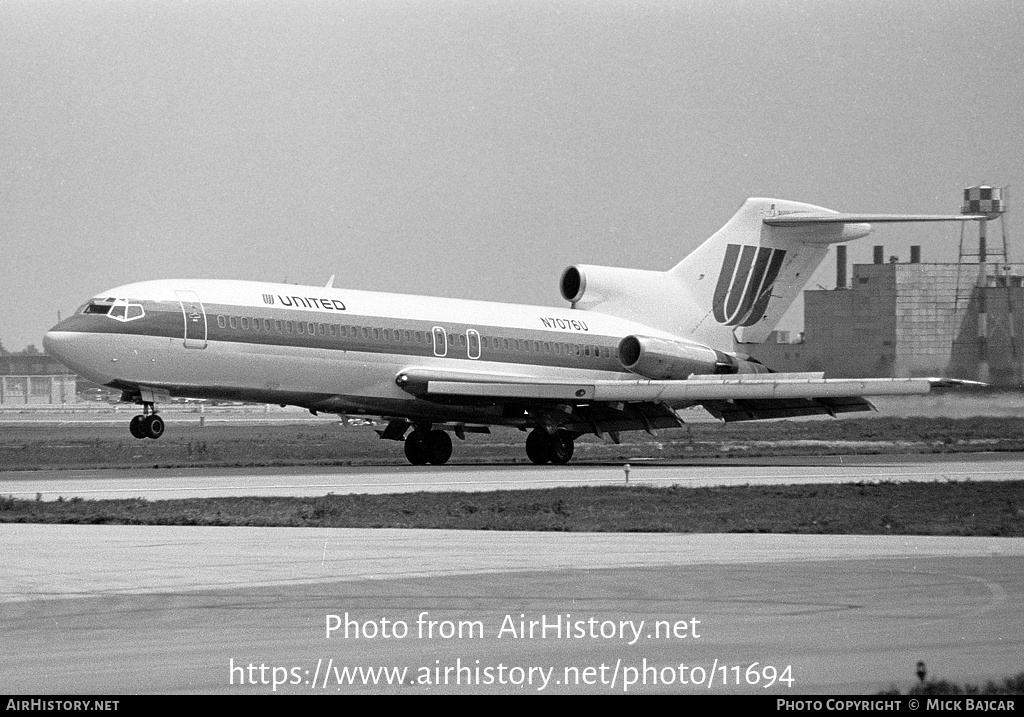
<box><xmin>84</xmin><ymin>298</ymin><xmax>145</xmax><ymax>322</ymax></box>
<box><xmin>84</xmin><ymin>301</ymin><xmax>113</xmax><ymax>315</ymax></box>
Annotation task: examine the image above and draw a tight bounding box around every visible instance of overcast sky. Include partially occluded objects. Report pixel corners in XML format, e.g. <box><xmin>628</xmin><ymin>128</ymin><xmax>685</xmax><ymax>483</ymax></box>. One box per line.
<box><xmin>2</xmin><ymin>0</ymin><xmax>1021</xmax><ymax>352</ymax></box>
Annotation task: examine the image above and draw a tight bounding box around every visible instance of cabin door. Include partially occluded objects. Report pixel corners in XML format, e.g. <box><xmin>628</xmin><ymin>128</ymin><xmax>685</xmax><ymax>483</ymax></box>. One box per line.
<box><xmin>175</xmin><ymin>290</ymin><xmax>208</xmax><ymax>349</ymax></box>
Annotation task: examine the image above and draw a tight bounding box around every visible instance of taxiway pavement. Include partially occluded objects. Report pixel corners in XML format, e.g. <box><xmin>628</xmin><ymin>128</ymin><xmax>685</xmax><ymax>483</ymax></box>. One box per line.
<box><xmin>3</xmin><ymin>452</ymin><xmax>1024</xmax><ymax>501</ymax></box>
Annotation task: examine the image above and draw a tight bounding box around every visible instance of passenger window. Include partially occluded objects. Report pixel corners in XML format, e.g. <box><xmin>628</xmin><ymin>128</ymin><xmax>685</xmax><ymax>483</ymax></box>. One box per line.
<box><xmin>340</xmin><ymin>326</ymin><xmax>347</xmax><ymax>337</ymax></box>
<box><xmin>372</xmin><ymin>328</ymin><xmax>380</xmax><ymax>340</ymax></box>
<box><xmin>404</xmin><ymin>331</ymin><xmax>410</xmax><ymax>342</ymax></box>
<box><xmin>317</xmin><ymin>323</ymin><xmax>324</xmax><ymax>335</ymax></box>
<box><xmin>329</xmin><ymin>325</ymin><xmax>336</xmax><ymax>337</ymax></box>
<box><xmin>229</xmin><ymin>316</ymin><xmax>238</xmax><ymax>329</ymax></box>
<box><xmin>297</xmin><ymin>322</ymin><xmax>305</xmax><ymax>334</ymax></box>
<box><xmin>286</xmin><ymin>321</ymin><xmax>293</xmax><ymax>333</ymax></box>
<box><xmin>240</xmin><ymin>317</ymin><xmax>249</xmax><ymax>329</ymax></box>
<box><xmin>275</xmin><ymin>320</ymin><xmax>282</xmax><ymax>332</ymax></box>
<box><xmin>217</xmin><ymin>316</ymin><xmax>226</xmax><ymax>328</ymax></box>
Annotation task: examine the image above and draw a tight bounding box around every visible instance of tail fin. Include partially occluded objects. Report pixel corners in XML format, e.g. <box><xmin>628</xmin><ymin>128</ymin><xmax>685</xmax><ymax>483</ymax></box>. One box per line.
<box><xmin>564</xmin><ymin>197</ymin><xmax>979</xmax><ymax>349</ymax></box>
<box><xmin>669</xmin><ymin>198</ymin><xmax>870</xmax><ymax>346</ymax></box>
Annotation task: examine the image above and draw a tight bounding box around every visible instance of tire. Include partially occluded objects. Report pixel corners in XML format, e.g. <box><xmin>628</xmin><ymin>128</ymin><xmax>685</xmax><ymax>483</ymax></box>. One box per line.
<box><xmin>404</xmin><ymin>432</ymin><xmax>429</xmax><ymax>465</ymax></box>
<box><xmin>425</xmin><ymin>430</ymin><xmax>453</xmax><ymax>465</ymax></box>
<box><xmin>144</xmin><ymin>414</ymin><xmax>165</xmax><ymax>440</ymax></box>
<box><xmin>525</xmin><ymin>429</ymin><xmax>552</xmax><ymax>464</ymax></box>
<box><xmin>549</xmin><ymin>432</ymin><xmax>574</xmax><ymax>464</ymax></box>
<box><xmin>129</xmin><ymin>415</ymin><xmax>146</xmax><ymax>439</ymax></box>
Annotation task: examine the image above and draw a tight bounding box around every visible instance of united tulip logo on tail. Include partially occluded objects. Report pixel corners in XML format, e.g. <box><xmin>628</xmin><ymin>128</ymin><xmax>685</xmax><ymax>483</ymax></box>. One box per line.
<box><xmin>712</xmin><ymin>244</ymin><xmax>787</xmax><ymax>327</ymax></box>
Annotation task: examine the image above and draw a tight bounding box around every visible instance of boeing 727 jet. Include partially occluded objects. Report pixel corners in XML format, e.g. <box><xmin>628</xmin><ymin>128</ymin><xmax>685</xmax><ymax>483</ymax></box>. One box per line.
<box><xmin>44</xmin><ymin>197</ymin><xmax>987</xmax><ymax>464</ymax></box>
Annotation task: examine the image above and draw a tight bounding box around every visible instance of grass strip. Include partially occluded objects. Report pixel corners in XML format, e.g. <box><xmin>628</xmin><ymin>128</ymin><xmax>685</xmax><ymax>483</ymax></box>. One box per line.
<box><xmin>2</xmin><ymin>480</ymin><xmax>1022</xmax><ymax>535</ymax></box>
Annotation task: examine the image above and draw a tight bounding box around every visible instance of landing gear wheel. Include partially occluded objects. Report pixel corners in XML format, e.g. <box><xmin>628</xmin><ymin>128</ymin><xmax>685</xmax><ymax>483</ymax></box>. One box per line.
<box><xmin>549</xmin><ymin>432</ymin><xmax>574</xmax><ymax>464</ymax></box>
<box><xmin>526</xmin><ymin>429</ymin><xmax>552</xmax><ymax>464</ymax></box>
<box><xmin>129</xmin><ymin>415</ymin><xmax>146</xmax><ymax>439</ymax></box>
<box><xmin>404</xmin><ymin>432</ymin><xmax>429</xmax><ymax>465</ymax></box>
<box><xmin>143</xmin><ymin>414</ymin><xmax>165</xmax><ymax>440</ymax></box>
<box><xmin>424</xmin><ymin>430</ymin><xmax>453</xmax><ymax>465</ymax></box>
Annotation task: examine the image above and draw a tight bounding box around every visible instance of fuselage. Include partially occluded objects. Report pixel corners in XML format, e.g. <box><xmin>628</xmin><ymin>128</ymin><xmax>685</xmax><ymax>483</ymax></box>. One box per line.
<box><xmin>43</xmin><ymin>278</ymin><xmax>680</xmax><ymax>426</ymax></box>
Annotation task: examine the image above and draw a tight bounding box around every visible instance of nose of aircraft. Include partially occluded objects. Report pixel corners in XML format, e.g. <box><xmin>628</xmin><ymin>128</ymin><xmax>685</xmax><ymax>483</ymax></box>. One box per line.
<box><xmin>42</xmin><ymin>327</ymin><xmax>70</xmax><ymax>365</ymax></box>
<box><xmin>42</xmin><ymin>326</ymin><xmax>107</xmax><ymax>384</ymax></box>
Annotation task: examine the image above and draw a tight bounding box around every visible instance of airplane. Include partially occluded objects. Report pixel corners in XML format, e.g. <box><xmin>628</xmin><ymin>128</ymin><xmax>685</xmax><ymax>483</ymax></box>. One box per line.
<box><xmin>43</xmin><ymin>197</ymin><xmax>989</xmax><ymax>465</ymax></box>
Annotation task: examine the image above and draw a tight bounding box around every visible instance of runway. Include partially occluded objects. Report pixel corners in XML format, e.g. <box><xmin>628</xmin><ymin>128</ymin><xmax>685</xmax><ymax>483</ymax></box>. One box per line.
<box><xmin>3</xmin><ymin>456</ymin><xmax>1023</xmax><ymax>694</ymax></box>
<box><xmin>2</xmin><ymin>524</ymin><xmax>1022</xmax><ymax>694</ymax></box>
<box><xmin>3</xmin><ymin>452</ymin><xmax>1024</xmax><ymax>500</ymax></box>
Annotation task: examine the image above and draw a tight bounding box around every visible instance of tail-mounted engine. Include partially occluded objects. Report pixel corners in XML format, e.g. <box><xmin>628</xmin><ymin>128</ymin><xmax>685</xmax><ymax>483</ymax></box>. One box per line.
<box><xmin>560</xmin><ymin>264</ymin><xmax>675</xmax><ymax>309</ymax></box>
<box><xmin>618</xmin><ymin>335</ymin><xmax>770</xmax><ymax>379</ymax></box>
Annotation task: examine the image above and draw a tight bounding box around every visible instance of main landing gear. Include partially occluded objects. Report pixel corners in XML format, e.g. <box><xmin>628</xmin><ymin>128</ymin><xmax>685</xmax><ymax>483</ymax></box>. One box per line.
<box><xmin>128</xmin><ymin>405</ymin><xmax>164</xmax><ymax>440</ymax></box>
<box><xmin>386</xmin><ymin>421</ymin><xmax>576</xmax><ymax>466</ymax></box>
<box><xmin>525</xmin><ymin>429</ymin><xmax>575</xmax><ymax>465</ymax></box>
<box><xmin>403</xmin><ymin>429</ymin><xmax>453</xmax><ymax>465</ymax></box>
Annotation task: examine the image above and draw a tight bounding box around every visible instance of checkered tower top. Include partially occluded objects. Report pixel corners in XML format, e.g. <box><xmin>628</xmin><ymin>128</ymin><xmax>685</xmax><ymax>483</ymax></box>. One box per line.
<box><xmin>961</xmin><ymin>185</ymin><xmax>1007</xmax><ymax>215</ymax></box>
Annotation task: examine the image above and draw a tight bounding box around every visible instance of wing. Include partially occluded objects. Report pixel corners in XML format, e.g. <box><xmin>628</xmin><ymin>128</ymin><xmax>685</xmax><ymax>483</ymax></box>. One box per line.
<box><xmin>396</xmin><ymin>367</ymin><xmax>980</xmax><ymax>431</ymax></box>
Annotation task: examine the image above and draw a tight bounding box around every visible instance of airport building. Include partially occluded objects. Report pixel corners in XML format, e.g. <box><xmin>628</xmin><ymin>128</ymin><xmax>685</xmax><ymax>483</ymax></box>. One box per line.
<box><xmin>752</xmin><ymin>187</ymin><xmax>1021</xmax><ymax>385</ymax></box>
<box><xmin>0</xmin><ymin>354</ymin><xmax>77</xmax><ymax>405</ymax></box>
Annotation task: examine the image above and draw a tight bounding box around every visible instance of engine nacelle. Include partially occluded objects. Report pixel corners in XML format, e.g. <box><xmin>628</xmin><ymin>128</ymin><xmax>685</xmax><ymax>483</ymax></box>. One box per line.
<box><xmin>618</xmin><ymin>335</ymin><xmax>771</xmax><ymax>379</ymax></box>
<box><xmin>560</xmin><ymin>264</ymin><xmax>669</xmax><ymax>308</ymax></box>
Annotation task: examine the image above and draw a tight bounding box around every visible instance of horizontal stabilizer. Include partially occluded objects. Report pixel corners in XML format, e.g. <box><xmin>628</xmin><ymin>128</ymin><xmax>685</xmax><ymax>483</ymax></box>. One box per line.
<box><xmin>764</xmin><ymin>213</ymin><xmax>992</xmax><ymax>226</ymax></box>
